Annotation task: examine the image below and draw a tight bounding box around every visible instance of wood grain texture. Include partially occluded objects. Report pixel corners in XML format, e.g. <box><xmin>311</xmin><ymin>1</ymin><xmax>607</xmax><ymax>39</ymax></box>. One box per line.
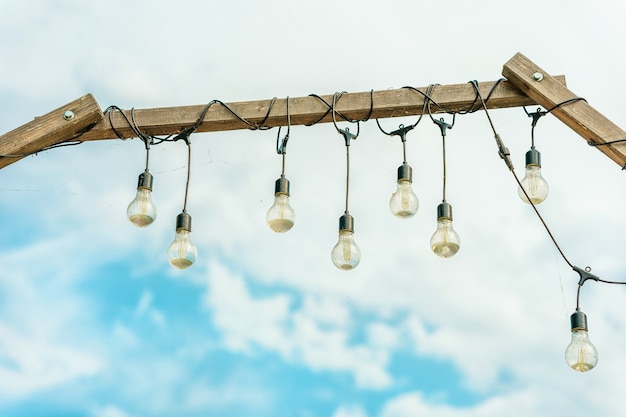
<box><xmin>78</xmin><ymin>78</ymin><xmax>565</xmax><ymax>141</ymax></box>
<box><xmin>0</xmin><ymin>94</ymin><xmax>103</xmax><ymax>169</ymax></box>
<box><xmin>503</xmin><ymin>52</ymin><xmax>626</xmax><ymax>168</ymax></box>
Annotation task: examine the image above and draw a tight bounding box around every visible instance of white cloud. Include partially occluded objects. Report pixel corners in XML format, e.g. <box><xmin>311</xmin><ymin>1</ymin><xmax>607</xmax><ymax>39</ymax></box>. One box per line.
<box><xmin>204</xmin><ymin>259</ymin><xmax>394</xmax><ymax>389</ymax></box>
<box><xmin>333</xmin><ymin>404</ymin><xmax>369</xmax><ymax>417</ymax></box>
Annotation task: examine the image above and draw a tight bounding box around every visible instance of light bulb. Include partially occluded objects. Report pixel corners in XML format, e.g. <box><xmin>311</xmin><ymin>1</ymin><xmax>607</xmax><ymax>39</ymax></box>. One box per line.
<box><xmin>331</xmin><ymin>214</ymin><xmax>361</xmax><ymax>270</ymax></box>
<box><xmin>518</xmin><ymin>149</ymin><xmax>549</xmax><ymax>204</ymax></box>
<box><xmin>266</xmin><ymin>176</ymin><xmax>295</xmax><ymax>233</ymax></box>
<box><xmin>390</xmin><ymin>163</ymin><xmax>419</xmax><ymax>218</ymax></box>
<box><xmin>430</xmin><ymin>202</ymin><xmax>460</xmax><ymax>258</ymax></box>
<box><xmin>127</xmin><ymin>171</ymin><xmax>157</xmax><ymax>227</ymax></box>
<box><xmin>167</xmin><ymin>212</ymin><xmax>198</xmax><ymax>269</ymax></box>
<box><xmin>565</xmin><ymin>310</ymin><xmax>598</xmax><ymax>372</ymax></box>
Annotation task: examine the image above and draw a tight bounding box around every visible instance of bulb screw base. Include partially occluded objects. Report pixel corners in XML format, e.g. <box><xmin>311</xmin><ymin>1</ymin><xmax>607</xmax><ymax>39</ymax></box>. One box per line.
<box><xmin>339</xmin><ymin>213</ymin><xmax>354</xmax><ymax>232</ymax></box>
<box><xmin>176</xmin><ymin>212</ymin><xmax>192</xmax><ymax>232</ymax></box>
<box><xmin>274</xmin><ymin>176</ymin><xmax>290</xmax><ymax>196</ymax></box>
<box><xmin>525</xmin><ymin>148</ymin><xmax>542</xmax><ymax>167</ymax></box>
<box><xmin>436</xmin><ymin>202</ymin><xmax>453</xmax><ymax>221</ymax></box>
<box><xmin>570</xmin><ymin>310</ymin><xmax>589</xmax><ymax>332</ymax></box>
<box><xmin>397</xmin><ymin>163</ymin><xmax>413</xmax><ymax>182</ymax></box>
<box><xmin>137</xmin><ymin>171</ymin><xmax>154</xmax><ymax>191</ymax></box>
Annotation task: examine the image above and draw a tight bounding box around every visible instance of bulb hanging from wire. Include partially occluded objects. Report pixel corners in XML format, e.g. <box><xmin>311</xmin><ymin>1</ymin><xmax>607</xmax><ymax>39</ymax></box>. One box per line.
<box><xmin>167</xmin><ymin>130</ymin><xmax>198</xmax><ymax>269</ymax></box>
<box><xmin>267</xmin><ymin>107</ymin><xmax>296</xmax><ymax>233</ymax></box>
<box><xmin>430</xmin><ymin>116</ymin><xmax>459</xmax><ymax>258</ymax></box>
<box><xmin>430</xmin><ymin>202</ymin><xmax>460</xmax><ymax>258</ymax></box>
<box><xmin>167</xmin><ymin>211</ymin><xmax>198</xmax><ymax>269</ymax></box>
<box><xmin>330</xmin><ymin>93</ymin><xmax>361</xmax><ymax>270</ymax></box>
<box><xmin>331</xmin><ymin>213</ymin><xmax>361</xmax><ymax>270</ymax></box>
<box><xmin>565</xmin><ymin>309</ymin><xmax>598</xmax><ymax>372</ymax></box>
<box><xmin>518</xmin><ymin>148</ymin><xmax>549</xmax><ymax>204</ymax></box>
<box><xmin>267</xmin><ymin>175</ymin><xmax>295</xmax><ymax>232</ymax></box>
<box><xmin>390</xmin><ymin>163</ymin><xmax>419</xmax><ymax>218</ymax></box>
<box><xmin>127</xmin><ymin>170</ymin><xmax>157</xmax><ymax>227</ymax></box>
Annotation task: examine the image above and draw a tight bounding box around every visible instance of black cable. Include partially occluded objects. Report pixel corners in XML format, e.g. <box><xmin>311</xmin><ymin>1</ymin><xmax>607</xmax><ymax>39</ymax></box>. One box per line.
<box><xmin>471</xmin><ymin>80</ymin><xmax>576</xmax><ymax>269</ymax></box>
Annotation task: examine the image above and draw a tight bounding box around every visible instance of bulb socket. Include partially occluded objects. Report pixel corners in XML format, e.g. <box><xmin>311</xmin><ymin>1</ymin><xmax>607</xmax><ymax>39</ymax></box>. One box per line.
<box><xmin>175</xmin><ymin>212</ymin><xmax>192</xmax><ymax>232</ymax></box>
<box><xmin>397</xmin><ymin>163</ymin><xmax>413</xmax><ymax>182</ymax></box>
<box><xmin>436</xmin><ymin>202</ymin><xmax>453</xmax><ymax>221</ymax></box>
<box><xmin>338</xmin><ymin>213</ymin><xmax>354</xmax><ymax>232</ymax></box>
<box><xmin>570</xmin><ymin>310</ymin><xmax>589</xmax><ymax>332</ymax></box>
<box><xmin>137</xmin><ymin>171</ymin><xmax>154</xmax><ymax>191</ymax></box>
<box><xmin>525</xmin><ymin>148</ymin><xmax>541</xmax><ymax>167</ymax></box>
<box><xmin>274</xmin><ymin>176</ymin><xmax>290</xmax><ymax>196</ymax></box>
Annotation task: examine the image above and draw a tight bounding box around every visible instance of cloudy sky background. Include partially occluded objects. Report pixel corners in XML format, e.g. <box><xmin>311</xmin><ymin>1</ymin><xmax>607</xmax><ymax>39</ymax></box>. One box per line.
<box><xmin>1</xmin><ymin>1</ymin><xmax>626</xmax><ymax>416</ymax></box>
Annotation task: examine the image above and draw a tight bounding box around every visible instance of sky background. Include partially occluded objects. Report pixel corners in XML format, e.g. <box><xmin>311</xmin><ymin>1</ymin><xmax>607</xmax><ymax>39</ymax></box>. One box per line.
<box><xmin>1</xmin><ymin>1</ymin><xmax>626</xmax><ymax>416</ymax></box>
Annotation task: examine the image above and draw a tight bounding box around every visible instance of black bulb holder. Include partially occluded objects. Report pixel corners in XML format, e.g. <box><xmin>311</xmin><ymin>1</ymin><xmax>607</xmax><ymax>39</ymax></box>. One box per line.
<box><xmin>570</xmin><ymin>309</ymin><xmax>589</xmax><ymax>332</ymax></box>
<box><xmin>274</xmin><ymin>176</ymin><xmax>290</xmax><ymax>196</ymax></box>
<box><xmin>175</xmin><ymin>211</ymin><xmax>192</xmax><ymax>232</ymax></box>
<box><xmin>436</xmin><ymin>202</ymin><xmax>453</xmax><ymax>221</ymax></box>
<box><xmin>338</xmin><ymin>213</ymin><xmax>354</xmax><ymax>233</ymax></box>
<box><xmin>137</xmin><ymin>171</ymin><xmax>154</xmax><ymax>191</ymax></box>
<box><xmin>525</xmin><ymin>148</ymin><xmax>542</xmax><ymax>167</ymax></box>
<box><xmin>397</xmin><ymin>163</ymin><xmax>413</xmax><ymax>182</ymax></box>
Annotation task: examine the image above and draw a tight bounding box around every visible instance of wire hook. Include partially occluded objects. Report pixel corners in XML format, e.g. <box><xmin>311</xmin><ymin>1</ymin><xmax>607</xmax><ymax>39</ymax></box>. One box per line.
<box><xmin>433</xmin><ymin>115</ymin><xmax>454</xmax><ymax>137</ymax></box>
<box><xmin>276</xmin><ymin>96</ymin><xmax>291</xmax><ymax>155</ymax></box>
<box><xmin>332</xmin><ymin>92</ymin><xmax>360</xmax><ymax>144</ymax></box>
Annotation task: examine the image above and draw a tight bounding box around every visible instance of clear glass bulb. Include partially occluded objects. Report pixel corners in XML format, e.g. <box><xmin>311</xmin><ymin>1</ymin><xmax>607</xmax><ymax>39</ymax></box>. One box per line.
<box><xmin>331</xmin><ymin>214</ymin><xmax>361</xmax><ymax>270</ymax></box>
<box><xmin>267</xmin><ymin>176</ymin><xmax>295</xmax><ymax>233</ymax></box>
<box><xmin>127</xmin><ymin>189</ymin><xmax>157</xmax><ymax>227</ymax></box>
<box><xmin>565</xmin><ymin>329</ymin><xmax>598</xmax><ymax>372</ymax></box>
<box><xmin>267</xmin><ymin>194</ymin><xmax>295</xmax><ymax>232</ymax></box>
<box><xmin>430</xmin><ymin>203</ymin><xmax>460</xmax><ymax>258</ymax></box>
<box><xmin>127</xmin><ymin>172</ymin><xmax>157</xmax><ymax>227</ymax></box>
<box><xmin>390</xmin><ymin>180</ymin><xmax>419</xmax><ymax>218</ymax></box>
<box><xmin>331</xmin><ymin>230</ymin><xmax>361</xmax><ymax>270</ymax></box>
<box><xmin>518</xmin><ymin>149</ymin><xmax>548</xmax><ymax>204</ymax></box>
<box><xmin>565</xmin><ymin>310</ymin><xmax>598</xmax><ymax>372</ymax></box>
<box><xmin>518</xmin><ymin>165</ymin><xmax>549</xmax><ymax>204</ymax></box>
<box><xmin>167</xmin><ymin>213</ymin><xmax>197</xmax><ymax>269</ymax></box>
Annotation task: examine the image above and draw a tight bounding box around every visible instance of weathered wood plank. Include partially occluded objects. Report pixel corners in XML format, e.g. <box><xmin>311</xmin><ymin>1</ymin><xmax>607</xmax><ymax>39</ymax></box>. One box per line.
<box><xmin>0</xmin><ymin>94</ymin><xmax>103</xmax><ymax>169</ymax></box>
<box><xmin>503</xmin><ymin>52</ymin><xmax>626</xmax><ymax>168</ymax></box>
<box><xmin>79</xmin><ymin>78</ymin><xmax>566</xmax><ymax>141</ymax></box>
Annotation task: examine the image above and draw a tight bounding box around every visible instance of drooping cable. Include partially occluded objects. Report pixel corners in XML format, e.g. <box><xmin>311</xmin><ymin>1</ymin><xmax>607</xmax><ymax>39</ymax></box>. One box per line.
<box><xmin>471</xmin><ymin>80</ymin><xmax>575</xmax><ymax>269</ymax></box>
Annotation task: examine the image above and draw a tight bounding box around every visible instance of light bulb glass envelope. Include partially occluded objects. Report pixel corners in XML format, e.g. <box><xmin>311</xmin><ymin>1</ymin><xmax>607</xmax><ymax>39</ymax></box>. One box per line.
<box><xmin>390</xmin><ymin>164</ymin><xmax>419</xmax><ymax>218</ymax></box>
<box><xmin>565</xmin><ymin>310</ymin><xmax>598</xmax><ymax>372</ymax></box>
<box><xmin>331</xmin><ymin>214</ymin><xmax>361</xmax><ymax>270</ymax></box>
<box><xmin>430</xmin><ymin>202</ymin><xmax>460</xmax><ymax>258</ymax></box>
<box><xmin>127</xmin><ymin>171</ymin><xmax>157</xmax><ymax>227</ymax></box>
<box><xmin>518</xmin><ymin>149</ymin><xmax>549</xmax><ymax>204</ymax></box>
<box><xmin>167</xmin><ymin>212</ymin><xmax>198</xmax><ymax>269</ymax></box>
<box><xmin>266</xmin><ymin>177</ymin><xmax>295</xmax><ymax>232</ymax></box>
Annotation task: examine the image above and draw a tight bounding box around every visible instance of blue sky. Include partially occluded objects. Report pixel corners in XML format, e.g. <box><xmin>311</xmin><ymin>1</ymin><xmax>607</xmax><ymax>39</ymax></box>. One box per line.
<box><xmin>1</xmin><ymin>1</ymin><xmax>626</xmax><ymax>416</ymax></box>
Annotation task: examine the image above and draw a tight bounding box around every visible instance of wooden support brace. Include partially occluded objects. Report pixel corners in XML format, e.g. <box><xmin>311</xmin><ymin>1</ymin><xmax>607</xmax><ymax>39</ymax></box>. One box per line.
<box><xmin>0</xmin><ymin>94</ymin><xmax>103</xmax><ymax>169</ymax></box>
<box><xmin>503</xmin><ymin>52</ymin><xmax>626</xmax><ymax>168</ymax></box>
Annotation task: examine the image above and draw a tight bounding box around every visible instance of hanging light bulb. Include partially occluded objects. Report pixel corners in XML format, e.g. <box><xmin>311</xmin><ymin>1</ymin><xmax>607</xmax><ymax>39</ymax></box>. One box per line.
<box><xmin>167</xmin><ymin>212</ymin><xmax>198</xmax><ymax>269</ymax></box>
<box><xmin>565</xmin><ymin>309</ymin><xmax>598</xmax><ymax>372</ymax></box>
<box><xmin>266</xmin><ymin>176</ymin><xmax>295</xmax><ymax>232</ymax></box>
<box><xmin>127</xmin><ymin>170</ymin><xmax>157</xmax><ymax>227</ymax></box>
<box><xmin>431</xmin><ymin>202</ymin><xmax>460</xmax><ymax>258</ymax></box>
<box><xmin>390</xmin><ymin>163</ymin><xmax>419</xmax><ymax>218</ymax></box>
<box><xmin>518</xmin><ymin>148</ymin><xmax>549</xmax><ymax>204</ymax></box>
<box><xmin>331</xmin><ymin>213</ymin><xmax>361</xmax><ymax>270</ymax></box>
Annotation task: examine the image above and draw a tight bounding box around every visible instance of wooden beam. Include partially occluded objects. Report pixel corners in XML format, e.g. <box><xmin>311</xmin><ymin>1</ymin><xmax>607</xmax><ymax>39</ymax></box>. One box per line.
<box><xmin>0</xmin><ymin>76</ymin><xmax>566</xmax><ymax>171</ymax></box>
<box><xmin>503</xmin><ymin>52</ymin><xmax>626</xmax><ymax>168</ymax></box>
<box><xmin>0</xmin><ymin>94</ymin><xmax>103</xmax><ymax>169</ymax></box>
<box><xmin>78</xmin><ymin>78</ymin><xmax>565</xmax><ymax>141</ymax></box>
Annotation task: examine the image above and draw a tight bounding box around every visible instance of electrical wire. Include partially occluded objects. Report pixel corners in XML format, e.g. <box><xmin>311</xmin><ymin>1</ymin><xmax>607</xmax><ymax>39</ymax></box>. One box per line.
<box><xmin>471</xmin><ymin>79</ymin><xmax>576</xmax><ymax>269</ymax></box>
